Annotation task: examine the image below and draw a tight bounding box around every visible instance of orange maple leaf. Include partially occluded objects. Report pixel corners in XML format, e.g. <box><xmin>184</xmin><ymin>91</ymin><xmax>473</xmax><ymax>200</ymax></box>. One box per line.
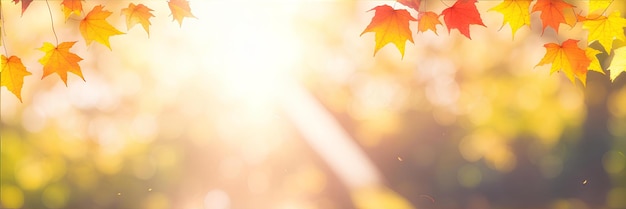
<box><xmin>361</xmin><ymin>5</ymin><xmax>416</xmax><ymax>58</ymax></box>
<box><xmin>441</xmin><ymin>0</ymin><xmax>485</xmax><ymax>39</ymax></box>
<box><xmin>80</xmin><ymin>5</ymin><xmax>125</xmax><ymax>50</ymax></box>
<box><xmin>121</xmin><ymin>3</ymin><xmax>155</xmax><ymax>36</ymax></box>
<box><xmin>61</xmin><ymin>0</ymin><xmax>83</xmax><ymax>21</ymax></box>
<box><xmin>1</xmin><ymin>55</ymin><xmax>32</xmax><ymax>102</ymax></box>
<box><xmin>531</xmin><ymin>0</ymin><xmax>576</xmax><ymax>34</ymax></box>
<box><xmin>38</xmin><ymin>42</ymin><xmax>84</xmax><ymax>86</ymax></box>
<box><xmin>418</xmin><ymin>11</ymin><xmax>442</xmax><ymax>35</ymax></box>
<box><xmin>12</xmin><ymin>0</ymin><xmax>33</xmax><ymax>15</ymax></box>
<box><xmin>536</xmin><ymin>39</ymin><xmax>591</xmax><ymax>85</ymax></box>
<box><xmin>168</xmin><ymin>0</ymin><xmax>196</xmax><ymax>26</ymax></box>
<box><xmin>397</xmin><ymin>0</ymin><xmax>422</xmax><ymax>12</ymax></box>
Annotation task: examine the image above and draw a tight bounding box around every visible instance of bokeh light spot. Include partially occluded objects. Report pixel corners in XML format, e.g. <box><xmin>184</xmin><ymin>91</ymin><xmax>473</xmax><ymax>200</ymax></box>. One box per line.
<box><xmin>204</xmin><ymin>189</ymin><xmax>230</xmax><ymax>209</ymax></box>
<box><xmin>607</xmin><ymin>187</ymin><xmax>626</xmax><ymax>208</ymax></box>
<box><xmin>42</xmin><ymin>183</ymin><xmax>69</xmax><ymax>209</ymax></box>
<box><xmin>603</xmin><ymin>151</ymin><xmax>626</xmax><ymax>175</ymax></box>
<box><xmin>0</xmin><ymin>185</ymin><xmax>24</xmax><ymax>208</ymax></box>
<box><xmin>457</xmin><ymin>165</ymin><xmax>482</xmax><ymax>188</ymax></box>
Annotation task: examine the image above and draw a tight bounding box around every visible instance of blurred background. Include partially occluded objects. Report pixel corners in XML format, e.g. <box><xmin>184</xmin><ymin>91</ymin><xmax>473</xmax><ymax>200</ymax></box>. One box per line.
<box><xmin>1</xmin><ymin>0</ymin><xmax>626</xmax><ymax>209</ymax></box>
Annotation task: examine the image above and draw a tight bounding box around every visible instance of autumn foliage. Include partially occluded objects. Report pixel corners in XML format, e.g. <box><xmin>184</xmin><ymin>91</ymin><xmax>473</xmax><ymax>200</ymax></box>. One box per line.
<box><xmin>360</xmin><ymin>5</ymin><xmax>416</xmax><ymax>58</ymax></box>
<box><xmin>3</xmin><ymin>0</ymin><xmax>626</xmax><ymax>102</ymax></box>
<box><xmin>1</xmin><ymin>0</ymin><xmax>195</xmax><ymax>102</ymax></box>
<box><xmin>361</xmin><ymin>0</ymin><xmax>626</xmax><ymax>85</ymax></box>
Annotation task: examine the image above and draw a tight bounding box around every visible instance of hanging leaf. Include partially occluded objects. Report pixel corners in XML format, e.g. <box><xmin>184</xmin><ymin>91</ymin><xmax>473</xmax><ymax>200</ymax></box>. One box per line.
<box><xmin>417</xmin><ymin>11</ymin><xmax>442</xmax><ymax>35</ymax></box>
<box><xmin>441</xmin><ymin>0</ymin><xmax>485</xmax><ymax>39</ymax></box>
<box><xmin>80</xmin><ymin>5</ymin><xmax>125</xmax><ymax>49</ymax></box>
<box><xmin>61</xmin><ymin>0</ymin><xmax>83</xmax><ymax>21</ymax></box>
<box><xmin>608</xmin><ymin>46</ymin><xmax>626</xmax><ymax>81</ymax></box>
<box><xmin>168</xmin><ymin>0</ymin><xmax>196</xmax><ymax>26</ymax></box>
<box><xmin>1</xmin><ymin>55</ymin><xmax>31</xmax><ymax>102</ymax></box>
<box><xmin>578</xmin><ymin>11</ymin><xmax>626</xmax><ymax>54</ymax></box>
<box><xmin>121</xmin><ymin>3</ymin><xmax>155</xmax><ymax>36</ymax></box>
<box><xmin>361</xmin><ymin>5</ymin><xmax>416</xmax><ymax>58</ymax></box>
<box><xmin>586</xmin><ymin>48</ymin><xmax>604</xmax><ymax>74</ymax></box>
<box><xmin>489</xmin><ymin>0</ymin><xmax>532</xmax><ymax>39</ymax></box>
<box><xmin>38</xmin><ymin>42</ymin><xmax>84</xmax><ymax>85</ymax></box>
<box><xmin>12</xmin><ymin>0</ymin><xmax>33</xmax><ymax>15</ymax></box>
<box><xmin>531</xmin><ymin>0</ymin><xmax>577</xmax><ymax>34</ymax></box>
<box><xmin>536</xmin><ymin>39</ymin><xmax>591</xmax><ymax>85</ymax></box>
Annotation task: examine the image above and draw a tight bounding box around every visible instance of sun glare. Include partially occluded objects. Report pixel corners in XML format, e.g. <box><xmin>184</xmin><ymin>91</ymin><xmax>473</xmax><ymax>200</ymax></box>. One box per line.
<box><xmin>4</xmin><ymin>0</ymin><xmax>624</xmax><ymax>208</ymax></box>
<box><xmin>182</xmin><ymin>1</ymin><xmax>303</xmax><ymax>107</ymax></box>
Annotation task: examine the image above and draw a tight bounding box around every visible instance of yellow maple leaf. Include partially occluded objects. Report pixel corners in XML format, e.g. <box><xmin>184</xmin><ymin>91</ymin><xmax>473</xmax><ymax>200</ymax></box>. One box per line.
<box><xmin>80</xmin><ymin>5</ymin><xmax>125</xmax><ymax>49</ymax></box>
<box><xmin>417</xmin><ymin>11</ymin><xmax>442</xmax><ymax>35</ymax></box>
<box><xmin>121</xmin><ymin>3</ymin><xmax>154</xmax><ymax>36</ymax></box>
<box><xmin>38</xmin><ymin>42</ymin><xmax>84</xmax><ymax>85</ymax></box>
<box><xmin>608</xmin><ymin>46</ymin><xmax>626</xmax><ymax>81</ymax></box>
<box><xmin>536</xmin><ymin>39</ymin><xmax>591</xmax><ymax>85</ymax></box>
<box><xmin>489</xmin><ymin>0</ymin><xmax>532</xmax><ymax>39</ymax></box>
<box><xmin>61</xmin><ymin>0</ymin><xmax>82</xmax><ymax>21</ymax></box>
<box><xmin>1</xmin><ymin>55</ymin><xmax>31</xmax><ymax>102</ymax></box>
<box><xmin>579</xmin><ymin>11</ymin><xmax>626</xmax><ymax>54</ymax></box>
<box><xmin>361</xmin><ymin>5</ymin><xmax>416</xmax><ymax>58</ymax></box>
<box><xmin>168</xmin><ymin>0</ymin><xmax>196</xmax><ymax>26</ymax></box>
<box><xmin>586</xmin><ymin>47</ymin><xmax>604</xmax><ymax>74</ymax></box>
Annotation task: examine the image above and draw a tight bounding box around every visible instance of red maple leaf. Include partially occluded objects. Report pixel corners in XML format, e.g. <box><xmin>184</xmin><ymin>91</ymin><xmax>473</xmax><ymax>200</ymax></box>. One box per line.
<box><xmin>361</xmin><ymin>5</ymin><xmax>416</xmax><ymax>58</ymax></box>
<box><xmin>531</xmin><ymin>0</ymin><xmax>576</xmax><ymax>34</ymax></box>
<box><xmin>441</xmin><ymin>0</ymin><xmax>485</xmax><ymax>39</ymax></box>
<box><xmin>12</xmin><ymin>0</ymin><xmax>33</xmax><ymax>15</ymax></box>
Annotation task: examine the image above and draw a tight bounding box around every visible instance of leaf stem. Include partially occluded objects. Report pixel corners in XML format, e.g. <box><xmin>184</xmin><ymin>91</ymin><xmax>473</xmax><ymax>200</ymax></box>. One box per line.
<box><xmin>45</xmin><ymin>0</ymin><xmax>59</xmax><ymax>45</ymax></box>
<box><xmin>601</xmin><ymin>0</ymin><xmax>615</xmax><ymax>16</ymax></box>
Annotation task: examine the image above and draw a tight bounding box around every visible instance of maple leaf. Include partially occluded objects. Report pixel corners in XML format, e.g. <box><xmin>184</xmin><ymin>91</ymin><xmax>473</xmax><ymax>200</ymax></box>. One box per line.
<box><xmin>1</xmin><ymin>55</ymin><xmax>31</xmax><ymax>102</ymax></box>
<box><xmin>418</xmin><ymin>11</ymin><xmax>442</xmax><ymax>35</ymax></box>
<box><xmin>489</xmin><ymin>0</ymin><xmax>532</xmax><ymax>39</ymax></box>
<box><xmin>361</xmin><ymin>5</ymin><xmax>416</xmax><ymax>58</ymax></box>
<box><xmin>121</xmin><ymin>3</ymin><xmax>155</xmax><ymax>36</ymax></box>
<box><xmin>441</xmin><ymin>0</ymin><xmax>485</xmax><ymax>39</ymax></box>
<box><xmin>531</xmin><ymin>0</ymin><xmax>577</xmax><ymax>34</ymax></box>
<box><xmin>397</xmin><ymin>0</ymin><xmax>421</xmax><ymax>12</ymax></box>
<box><xmin>586</xmin><ymin>47</ymin><xmax>604</xmax><ymax>74</ymax></box>
<box><xmin>38</xmin><ymin>42</ymin><xmax>84</xmax><ymax>85</ymax></box>
<box><xmin>80</xmin><ymin>5</ymin><xmax>124</xmax><ymax>50</ymax></box>
<box><xmin>61</xmin><ymin>0</ymin><xmax>83</xmax><ymax>21</ymax></box>
<box><xmin>12</xmin><ymin>0</ymin><xmax>33</xmax><ymax>15</ymax></box>
<box><xmin>579</xmin><ymin>11</ymin><xmax>626</xmax><ymax>54</ymax></box>
<box><xmin>608</xmin><ymin>46</ymin><xmax>626</xmax><ymax>81</ymax></box>
<box><xmin>168</xmin><ymin>0</ymin><xmax>196</xmax><ymax>26</ymax></box>
<box><xmin>536</xmin><ymin>39</ymin><xmax>591</xmax><ymax>85</ymax></box>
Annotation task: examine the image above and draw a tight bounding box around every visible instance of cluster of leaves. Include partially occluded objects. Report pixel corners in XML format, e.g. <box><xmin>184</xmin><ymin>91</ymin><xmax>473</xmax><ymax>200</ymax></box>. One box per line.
<box><xmin>1</xmin><ymin>0</ymin><xmax>195</xmax><ymax>102</ymax></box>
<box><xmin>361</xmin><ymin>0</ymin><xmax>626</xmax><ymax>86</ymax></box>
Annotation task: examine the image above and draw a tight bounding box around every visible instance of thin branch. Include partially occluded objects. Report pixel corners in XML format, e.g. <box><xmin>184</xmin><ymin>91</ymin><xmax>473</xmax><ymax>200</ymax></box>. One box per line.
<box><xmin>1</xmin><ymin>0</ymin><xmax>7</xmax><ymax>55</ymax></box>
<box><xmin>45</xmin><ymin>0</ymin><xmax>59</xmax><ymax>45</ymax></box>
